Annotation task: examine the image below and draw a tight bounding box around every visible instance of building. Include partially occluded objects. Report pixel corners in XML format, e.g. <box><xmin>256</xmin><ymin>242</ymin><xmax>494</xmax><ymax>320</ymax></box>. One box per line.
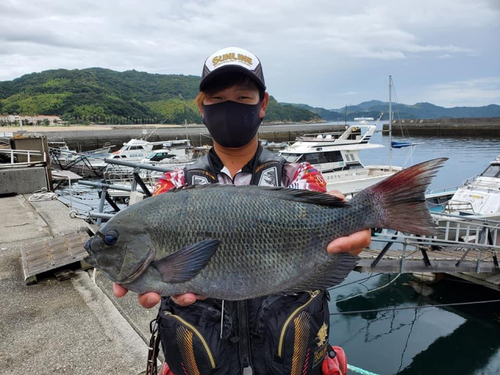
<box><xmin>0</xmin><ymin>114</ymin><xmax>62</xmax><ymax>125</ymax></box>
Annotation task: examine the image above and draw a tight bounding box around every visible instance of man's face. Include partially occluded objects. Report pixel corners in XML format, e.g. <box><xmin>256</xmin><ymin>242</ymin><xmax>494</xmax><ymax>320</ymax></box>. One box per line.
<box><xmin>203</xmin><ymin>84</ymin><xmax>260</xmax><ymax>106</ymax></box>
<box><xmin>202</xmin><ymin>83</ymin><xmax>269</xmax><ymax>120</ymax></box>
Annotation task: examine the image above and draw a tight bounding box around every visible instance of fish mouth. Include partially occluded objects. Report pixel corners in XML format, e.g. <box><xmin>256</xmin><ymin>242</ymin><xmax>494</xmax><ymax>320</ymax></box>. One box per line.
<box><xmin>83</xmin><ymin>238</ymin><xmax>97</xmax><ymax>266</ymax></box>
<box><xmin>118</xmin><ymin>248</ymin><xmax>156</xmax><ymax>285</ymax></box>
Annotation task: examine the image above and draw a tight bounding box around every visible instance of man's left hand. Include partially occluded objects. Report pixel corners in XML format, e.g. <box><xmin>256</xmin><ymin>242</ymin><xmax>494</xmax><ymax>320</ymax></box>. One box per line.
<box><xmin>325</xmin><ymin>190</ymin><xmax>371</xmax><ymax>256</ymax></box>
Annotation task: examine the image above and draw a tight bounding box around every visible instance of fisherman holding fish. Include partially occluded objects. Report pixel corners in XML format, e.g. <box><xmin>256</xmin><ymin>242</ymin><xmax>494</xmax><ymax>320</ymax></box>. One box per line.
<box><xmin>88</xmin><ymin>47</ymin><xmax>443</xmax><ymax>374</ymax></box>
<box><xmin>113</xmin><ymin>47</ymin><xmax>369</xmax><ymax>375</ymax></box>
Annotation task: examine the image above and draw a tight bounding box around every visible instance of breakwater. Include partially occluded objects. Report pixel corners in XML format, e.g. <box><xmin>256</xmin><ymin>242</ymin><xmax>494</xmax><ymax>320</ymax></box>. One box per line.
<box><xmin>3</xmin><ymin>123</ymin><xmax>345</xmax><ymax>151</ymax></box>
<box><xmin>383</xmin><ymin>117</ymin><xmax>500</xmax><ymax>136</ymax></box>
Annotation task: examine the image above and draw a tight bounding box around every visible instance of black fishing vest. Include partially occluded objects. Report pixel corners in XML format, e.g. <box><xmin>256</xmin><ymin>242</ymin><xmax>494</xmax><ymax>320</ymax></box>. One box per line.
<box><xmin>158</xmin><ymin>147</ymin><xmax>331</xmax><ymax>375</ymax></box>
<box><xmin>184</xmin><ymin>146</ymin><xmax>286</xmax><ymax>187</ymax></box>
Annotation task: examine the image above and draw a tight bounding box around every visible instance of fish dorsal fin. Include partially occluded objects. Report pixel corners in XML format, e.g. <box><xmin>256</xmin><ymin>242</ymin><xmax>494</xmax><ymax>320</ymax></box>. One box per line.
<box><xmin>168</xmin><ymin>184</ymin><xmax>347</xmax><ymax>208</ymax></box>
<box><xmin>268</xmin><ymin>187</ymin><xmax>347</xmax><ymax>208</ymax></box>
<box><xmin>152</xmin><ymin>239</ymin><xmax>219</xmax><ymax>284</ymax></box>
<box><xmin>284</xmin><ymin>253</ymin><xmax>359</xmax><ymax>293</ymax></box>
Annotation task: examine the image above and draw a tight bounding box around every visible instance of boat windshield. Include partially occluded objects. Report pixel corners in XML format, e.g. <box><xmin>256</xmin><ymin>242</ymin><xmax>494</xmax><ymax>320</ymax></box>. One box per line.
<box><xmin>281</xmin><ymin>153</ymin><xmax>302</xmax><ymax>162</ymax></box>
<box><xmin>481</xmin><ymin>164</ymin><xmax>500</xmax><ymax>178</ymax></box>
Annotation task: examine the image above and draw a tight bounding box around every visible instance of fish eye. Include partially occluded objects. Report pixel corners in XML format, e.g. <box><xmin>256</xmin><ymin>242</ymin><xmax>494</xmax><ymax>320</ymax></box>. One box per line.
<box><xmin>103</xmin><ymin>231</ymin><xmax>118</xmax><ymax>246</ymax></box>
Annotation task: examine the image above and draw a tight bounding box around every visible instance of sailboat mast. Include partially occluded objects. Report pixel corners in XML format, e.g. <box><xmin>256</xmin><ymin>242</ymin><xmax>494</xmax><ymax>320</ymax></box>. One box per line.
<box><xmin>389</xmin><ymin>75</ymin><xmax>393</xmax><ymax>171</ymax></box>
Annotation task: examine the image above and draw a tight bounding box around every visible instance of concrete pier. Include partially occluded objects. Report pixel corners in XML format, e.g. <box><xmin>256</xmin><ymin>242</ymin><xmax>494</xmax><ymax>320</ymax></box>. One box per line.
<box><xmin>0</xmin><ymin>195</ymin><xmax>151</xmax><ymax>374</ymax></box>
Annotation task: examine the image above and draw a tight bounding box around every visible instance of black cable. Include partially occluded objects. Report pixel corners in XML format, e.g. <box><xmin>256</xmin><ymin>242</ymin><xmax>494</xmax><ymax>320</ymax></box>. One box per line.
<box><xmin>330</xmin><ymin>298</ymin><xmax>500</xmax><ymax>315</ymax></box>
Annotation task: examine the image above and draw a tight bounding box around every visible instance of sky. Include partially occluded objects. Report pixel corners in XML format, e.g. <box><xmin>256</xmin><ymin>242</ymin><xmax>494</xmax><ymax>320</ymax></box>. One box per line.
<box><xmin>1</xmin><ymin>0</ymin><xmax>499</xmax><ymax>109</ymax></box>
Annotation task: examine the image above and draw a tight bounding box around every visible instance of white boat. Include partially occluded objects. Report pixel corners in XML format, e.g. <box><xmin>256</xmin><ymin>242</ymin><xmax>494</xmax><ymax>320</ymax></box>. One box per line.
<box><xmin>440</xmin><ymin>155</ymin><xmax>500</xmax><ymax>220</ymax></box>
<box><xmin>279</xmin><ymin>121</ymin><xmax>402</xmax><ymax>195</ymax></box>
<box><xmin>104</xmin><ymin>138</ymin><xmax>207</xmax><ymax>179</ymax></box>
<box><xmin>105</xmin><ymin>138</ymin><xmax>193</xmax><ymax>177</ymax></box>
<box><xmin>107</xmin><ymin>138</ymin><xmax>170</xmax><ymax>162</ymax></box>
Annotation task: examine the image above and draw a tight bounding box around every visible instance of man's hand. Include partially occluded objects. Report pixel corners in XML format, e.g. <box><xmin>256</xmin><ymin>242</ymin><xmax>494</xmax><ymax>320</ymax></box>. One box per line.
<box><xmin>112</xmin><ymin>283</ymin><xmax>205</xmax><ymax>308</ymax></box>
<box><xmin>325</xmin><ymin>190</ymin><xmax>371</xmax><ymax>256</ymax></box>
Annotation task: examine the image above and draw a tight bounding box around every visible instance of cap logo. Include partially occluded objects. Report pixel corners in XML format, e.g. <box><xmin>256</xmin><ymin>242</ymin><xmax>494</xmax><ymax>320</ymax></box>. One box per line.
<box><xmin>212</xmin><ymin>53</ymin><xmax>253</xmax><ymax>68</ymax></box>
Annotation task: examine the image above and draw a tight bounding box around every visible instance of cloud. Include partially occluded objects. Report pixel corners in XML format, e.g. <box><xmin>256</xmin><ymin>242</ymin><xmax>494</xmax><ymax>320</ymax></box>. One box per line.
<box><xmin>0</xmin><ymin>0</ymin><xmax>498</xmax><ymax>107</ymax></box>
<box><xmin>425</xmin><ymin>78</ymin><xmax>500</xmax><ymax>107</ymax></box>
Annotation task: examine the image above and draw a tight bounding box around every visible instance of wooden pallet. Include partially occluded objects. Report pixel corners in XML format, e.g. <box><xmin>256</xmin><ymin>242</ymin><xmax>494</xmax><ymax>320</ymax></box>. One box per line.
<box><xmin>21</xmin><ymin>231</ymin><xmax>90</xmax><ymax>285</ymax></box>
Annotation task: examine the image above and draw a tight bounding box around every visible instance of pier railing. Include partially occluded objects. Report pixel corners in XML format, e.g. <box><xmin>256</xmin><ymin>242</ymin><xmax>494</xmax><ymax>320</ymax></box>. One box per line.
<box><xmin>77</xmin><ymin>158</ymin><xmax>173</xmax><ymax>225</ymax></box>
<box><xmin>358</xmin><ymin>213</ymin><xmax>500</xmax><ymax>275</ymax></box>
<box><xmin>0</xmin><ymin>149</ymin><xmax>47</xmax><ymax>168</ymax></box>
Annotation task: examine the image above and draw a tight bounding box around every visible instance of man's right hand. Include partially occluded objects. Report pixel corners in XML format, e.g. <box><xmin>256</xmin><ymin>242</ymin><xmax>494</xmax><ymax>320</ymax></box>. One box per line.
<box><xmin>112</xmin><ymin>283</ymin><xmax>205</xmax><ymax>308</ymax></box>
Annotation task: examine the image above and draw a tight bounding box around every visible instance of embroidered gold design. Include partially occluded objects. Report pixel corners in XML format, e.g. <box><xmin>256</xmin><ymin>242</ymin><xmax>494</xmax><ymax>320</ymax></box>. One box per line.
<box><xmin>317</xmin><ymin>323</ymin><xmax>328</xmax><ymax>347</ymax></box>
<box><xmin>291</xmin><ymin>311</ymin><xmax>311</xmax><ymax>375</ymax></box>
<box><xmin>212</xmin><ymin>53</ymin><xmax>253</xmax><ymax>67</ymax></box>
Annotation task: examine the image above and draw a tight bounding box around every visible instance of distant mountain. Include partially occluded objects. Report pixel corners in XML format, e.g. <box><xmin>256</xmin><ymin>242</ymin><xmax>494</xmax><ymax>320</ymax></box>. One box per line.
<box><xmin>281</xmin><ymin>103</ymin><xmax>341</xmax><ymax>121</ymax></box>
<box><xmin>0</xmin><ymin>68</ymin><xmax>320</xmax><ymax>124</ymax></box>
<box><xmin>283</xmin><ymin>100</ymin><xmax>500</xmax><ymax>121</ymax></box>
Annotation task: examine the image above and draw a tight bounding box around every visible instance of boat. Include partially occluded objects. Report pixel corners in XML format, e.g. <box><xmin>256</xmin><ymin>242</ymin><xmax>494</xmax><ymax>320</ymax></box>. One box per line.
<box><xmin>437</xmin><ymin>155</ymin><xmax>500</xmax><ymax>220</ymax></box>
<box><xmin>428</xmin><ymin>156</ymin><xmax>500</xmax><ymax>245</ymax></box>
<box><xmin>104</xmin><ymin>139</ymin><xmax>194</xmax><ymax>177</ymax></box>
<box><xmin>106</xmin><ymin>138</ymin><xmax>170</xmax><ymax>162</ymax></box>
<box><xmin>279</xmin><ymin>120</ymin><xmax>402</xmax><ymax>195</ymax></box>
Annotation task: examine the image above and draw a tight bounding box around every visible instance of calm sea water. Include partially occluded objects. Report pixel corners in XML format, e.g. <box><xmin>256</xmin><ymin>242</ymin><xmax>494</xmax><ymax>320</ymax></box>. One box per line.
<box><xmin>327</xmin><ymin>124</ymin><xmax>500</xmax><ymax>375</ymax></box>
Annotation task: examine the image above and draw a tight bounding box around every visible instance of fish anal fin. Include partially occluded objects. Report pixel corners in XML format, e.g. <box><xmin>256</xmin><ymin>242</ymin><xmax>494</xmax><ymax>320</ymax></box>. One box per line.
<box><xmin>284</xmin><ymin>253</ymin><xmax>359</xmax><ymax>293</ymax></box>
<box><xmin>152</xmin><ymin>239</ymin><xmax>219</xmax><ymax>284</ymax></box>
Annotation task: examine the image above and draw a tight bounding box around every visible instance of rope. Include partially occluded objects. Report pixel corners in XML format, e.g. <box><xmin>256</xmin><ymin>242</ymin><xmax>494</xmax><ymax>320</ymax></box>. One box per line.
<box><xmin>29</xmin><ymin>188</ymin><xmax>57</xmax><ymax>202</ymax></box>
<box><xmin>335</xmin><ymin>274</ymin><xmax>402</xmax><ymax>303</ymax></box>
<box><xmin>347</xmin><ymin>364</ymin><xmax>380</xmax><ymax>375</ymax></box>
<box><xmin>330</xmin><ymin>298</ymin><xmax>500</xmax><ymax>316</ymax></box>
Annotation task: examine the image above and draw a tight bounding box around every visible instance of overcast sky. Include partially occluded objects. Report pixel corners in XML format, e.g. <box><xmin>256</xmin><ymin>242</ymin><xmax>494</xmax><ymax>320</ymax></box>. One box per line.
<box><xmin>1</xmin><ymin>0</ymin><xmax>499</xmax><ymax>109</ymax></box>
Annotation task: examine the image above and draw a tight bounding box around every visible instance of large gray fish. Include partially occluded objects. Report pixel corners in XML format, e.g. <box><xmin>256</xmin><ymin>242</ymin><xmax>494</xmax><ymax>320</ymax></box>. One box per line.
<box><xmin>84</xmin><ymin>158</ymin><xmax>446</xmax><ymax>300</ymax></box>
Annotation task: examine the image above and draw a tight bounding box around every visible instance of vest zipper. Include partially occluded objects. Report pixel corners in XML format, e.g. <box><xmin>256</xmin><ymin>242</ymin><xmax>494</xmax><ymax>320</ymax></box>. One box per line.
<box><xmin>277</xmin><ymin>290</ymin><xmax>321</xmax><ymax>358</ymax></box>
<box><xmin>237</xmin><ymin>300</ymin><xmax>253</xmax><ymax>374</ymax></box>
<box><xmin>163</xmin><ymin>311</ymin><xmax>216</xmax><ymax>369</ymax></box>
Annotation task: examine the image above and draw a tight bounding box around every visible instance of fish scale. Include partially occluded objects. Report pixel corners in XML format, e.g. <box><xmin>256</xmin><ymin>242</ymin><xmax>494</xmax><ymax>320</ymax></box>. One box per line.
<box><xmin>84</xmin><ymin>158</ymin><xmax>447</xmax><ymax>300</ymax></box>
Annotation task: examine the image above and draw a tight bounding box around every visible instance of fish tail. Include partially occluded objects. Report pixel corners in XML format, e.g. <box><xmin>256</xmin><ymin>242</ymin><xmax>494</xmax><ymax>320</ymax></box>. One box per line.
<box><xmin>352</xmin><ymin>158</ymin><xmax>447</xmax><ymax>235</ymax></box>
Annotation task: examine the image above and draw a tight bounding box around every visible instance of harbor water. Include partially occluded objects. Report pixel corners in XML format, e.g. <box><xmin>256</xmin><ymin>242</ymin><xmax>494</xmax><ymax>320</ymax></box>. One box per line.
<box><xmin>327</xmin><ymin>126</ymin><xmax>500</xmax><ymax>375</ymax></box>
<box><xmin>56</xmin><ymin>125</ymin><xmax>500</xmax><ymax>375</ymax></box>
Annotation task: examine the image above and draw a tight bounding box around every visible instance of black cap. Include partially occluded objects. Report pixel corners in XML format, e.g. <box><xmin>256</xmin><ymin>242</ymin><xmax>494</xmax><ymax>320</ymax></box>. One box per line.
<box><xmin>200</xmin><ymin>47</ymin><xmax>266</xmax><ymax>92</ymax></box>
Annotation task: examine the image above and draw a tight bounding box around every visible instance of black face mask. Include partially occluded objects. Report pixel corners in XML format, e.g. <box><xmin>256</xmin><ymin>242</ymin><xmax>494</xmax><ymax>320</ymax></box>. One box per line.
<box><xmin>202</xmin><ymin>100</ymin><xmax>263</xmax><ymax>148</ymax></box>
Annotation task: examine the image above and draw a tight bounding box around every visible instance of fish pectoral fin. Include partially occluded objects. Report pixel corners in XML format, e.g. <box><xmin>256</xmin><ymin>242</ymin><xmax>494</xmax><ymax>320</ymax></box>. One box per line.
<box><xmin>151</xmin><ymin>239</ymin><xmax>220</xmax><ymax>284</ymax></box>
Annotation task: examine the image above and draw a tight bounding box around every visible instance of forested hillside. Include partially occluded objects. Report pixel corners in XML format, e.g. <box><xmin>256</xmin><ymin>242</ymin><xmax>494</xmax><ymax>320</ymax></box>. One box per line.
<box><xmin>0</xmin><ymin>68</ymin><xmax>319</xmax><ymax>124</ymax></box>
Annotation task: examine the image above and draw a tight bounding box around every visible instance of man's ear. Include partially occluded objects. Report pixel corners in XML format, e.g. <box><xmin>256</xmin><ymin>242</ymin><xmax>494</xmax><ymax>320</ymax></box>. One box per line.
<box><xmin>260</xmin><ymin>92</ymin><xmax>270</xmax><ymax>118</ymax></box>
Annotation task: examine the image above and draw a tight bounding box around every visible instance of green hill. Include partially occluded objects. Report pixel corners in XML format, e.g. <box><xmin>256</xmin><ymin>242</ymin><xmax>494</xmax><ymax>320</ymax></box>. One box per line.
<box><xmin>0</xmin><ymin>68</ymin><xmax>320</xmax><ymax>124</ymax></box>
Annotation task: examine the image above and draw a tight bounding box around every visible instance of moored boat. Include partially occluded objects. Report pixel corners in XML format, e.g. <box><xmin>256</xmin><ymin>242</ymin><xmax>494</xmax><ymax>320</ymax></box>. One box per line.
<box><xmin>279</xmin><ymin>121</ymin><xmax>402</xmax><ymax>195</ymax></box>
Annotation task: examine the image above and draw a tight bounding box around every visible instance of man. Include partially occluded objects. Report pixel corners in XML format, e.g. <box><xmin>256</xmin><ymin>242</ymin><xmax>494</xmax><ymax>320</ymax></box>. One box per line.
<box><xmin>114</xmin><ymin>47</ymin><xmax>370</xmax><ymax>374</ymax></box>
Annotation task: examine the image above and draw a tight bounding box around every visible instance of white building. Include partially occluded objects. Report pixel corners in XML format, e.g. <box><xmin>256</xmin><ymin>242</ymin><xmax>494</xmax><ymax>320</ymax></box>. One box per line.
<box><xmin>0</xmin><ymin>115</ymin><xmax>62</xmax><ymax>125</ymax></box>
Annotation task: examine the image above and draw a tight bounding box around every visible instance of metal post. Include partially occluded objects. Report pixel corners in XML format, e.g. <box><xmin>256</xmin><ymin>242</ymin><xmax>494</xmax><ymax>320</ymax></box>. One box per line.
<box><xmin>400</xmin><ymin>242</ymin><xmax>407</xmax><ymax>272</ymax></box>
<box><xmin>97</xmin><ymin>186</ymin><xmax>108</xmax><ymax>226</ymax></box>
<box><xmin>389</xmin><ymin>75</ymin><xmax>393</xmax><ymax>171</ymax></box>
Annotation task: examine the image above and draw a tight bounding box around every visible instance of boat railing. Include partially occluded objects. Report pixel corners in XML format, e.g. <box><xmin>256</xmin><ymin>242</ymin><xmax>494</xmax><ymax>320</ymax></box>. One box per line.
<box><xmin>296</xmin><ymin>132</ymin><xmax>344</xmax><ymax>141</ymax></box>
<box><xmin>426</xmin><ymin>186</ymin><xmax>459</xmax><ymax>196</ymax></box>
<box><xmin>445</xmin><ymin>200</ymin><xmax>475</xmax><ymax>214</ymax></box>
<box><xmin>0</xmin><ymin>149</ymin><xmax>47</xmax><ymax>168</ymax></box>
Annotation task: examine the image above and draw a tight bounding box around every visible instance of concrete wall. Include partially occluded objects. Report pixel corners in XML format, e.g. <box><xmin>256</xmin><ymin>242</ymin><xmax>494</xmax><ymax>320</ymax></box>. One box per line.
<box><xmin>383</xmin><ymin>117</ymin><xmax>500</xmax><ymax>136</ymax></box>
<box><xmin>0</xmin><ymin>167</ymin><xmax>49</xmax><ymax>195</ymax></box>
